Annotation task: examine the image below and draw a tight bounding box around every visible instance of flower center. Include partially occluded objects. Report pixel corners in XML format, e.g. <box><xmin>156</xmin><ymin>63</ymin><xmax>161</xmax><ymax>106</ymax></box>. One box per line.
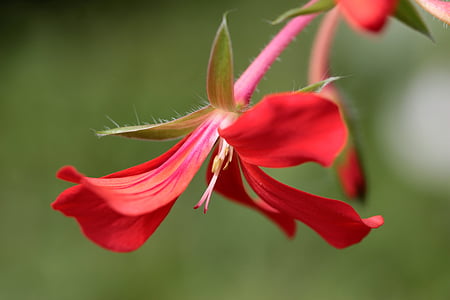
<box><xmin>194</xmin><ymin>138</ymin><xmax>233</xmax><ymax>213</ymax></box>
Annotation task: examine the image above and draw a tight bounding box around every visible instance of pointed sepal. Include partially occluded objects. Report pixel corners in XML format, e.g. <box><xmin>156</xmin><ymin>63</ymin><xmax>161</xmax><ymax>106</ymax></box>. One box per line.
<box><xmin>297</xmin><ymin>76</ymin><xmax>343</xmax><ymax>93</ymax></box>
<box><xmin>207</xmin><ymin>14</ymin><xmax>235</xmax><ymax>111</ymax></box>
<box><xmin>272</xmin><ymin>0</ymin><xmax>335</xmax><ymax>25</ymax></box>
<box><xmin>394</xmin><ymin>0</ymin><xmax>433</xmax><ymax>40</ymax></box>
<box><xmin>96</xmin><ymin>106</ymin><xmax>214</xmax><ymax>140</ymax></box>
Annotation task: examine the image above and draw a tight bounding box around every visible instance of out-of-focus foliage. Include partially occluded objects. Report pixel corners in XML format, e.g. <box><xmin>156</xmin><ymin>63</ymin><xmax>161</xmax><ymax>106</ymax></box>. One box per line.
<box><xmin>0</xmin><ymin>1</ymin><xmax>449</xmax><ymax>299</ymax></box>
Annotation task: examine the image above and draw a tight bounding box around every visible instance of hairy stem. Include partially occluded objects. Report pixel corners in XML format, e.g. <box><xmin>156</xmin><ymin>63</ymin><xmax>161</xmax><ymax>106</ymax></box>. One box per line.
<box><xmin>234</xmin><ymin>0</ymin><xmax>319</xmax><ymax>104</ymax></box>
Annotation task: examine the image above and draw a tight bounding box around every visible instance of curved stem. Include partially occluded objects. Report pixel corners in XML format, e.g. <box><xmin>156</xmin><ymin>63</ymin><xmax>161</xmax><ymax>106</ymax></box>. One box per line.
<box><xmin>308</xmin><ymin>7</ymin><xmax>341</xmax><ymax>102</ymax></box>
<box><xmin>308</xmin><ymin>8</ymin><xmax>367</xmax><ymax>201</ymax></box>
<box><xmin>233</xmin><ymin>0</ymin><xmax>319</xmax><ymax>104</ymax></box>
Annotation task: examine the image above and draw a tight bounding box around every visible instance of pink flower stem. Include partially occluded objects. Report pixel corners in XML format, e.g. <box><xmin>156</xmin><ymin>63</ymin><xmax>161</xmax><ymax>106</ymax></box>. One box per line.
<box><xmin>415</xmin><ymin>0</ymin><xmax>450</xmax><ymax>25</ymax></box>
<box><xmin>234</xmin><ymin>0</ymin><xmax>319</xmax><ymax>105</ymax></box>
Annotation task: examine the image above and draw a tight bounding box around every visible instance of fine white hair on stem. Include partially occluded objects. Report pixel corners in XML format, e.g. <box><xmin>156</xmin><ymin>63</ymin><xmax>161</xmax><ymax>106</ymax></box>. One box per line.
<box><xmin>105</xmin><ymin>115</ymin><xmax>120</xmax><ymax>128</ymax></box>
<box><xmin>133</xmin><ymin>105</ymin><xmax>141</xmax><ymax>125</ymax></box>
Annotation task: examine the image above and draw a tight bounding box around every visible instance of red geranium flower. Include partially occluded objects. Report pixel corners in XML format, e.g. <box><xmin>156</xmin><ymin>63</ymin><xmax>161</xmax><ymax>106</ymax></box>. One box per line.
<box><xmin>53</xmin><ymin>16</ymin><xmax>383</xmax><ymax>252</ymax></box>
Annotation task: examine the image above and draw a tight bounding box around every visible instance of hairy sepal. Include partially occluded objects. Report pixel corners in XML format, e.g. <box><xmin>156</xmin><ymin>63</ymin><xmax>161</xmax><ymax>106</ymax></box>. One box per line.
<box><xmin>96</xmin><ymin>106</ymin><xmax>214</xmax><ymax>140</ymax></box>
<box><xmin>272</xmin><ymin>0</ymin><xmax>335</xmax><ymax>24</ymax></box>
<box><xmin>297</xmin><ymin>76</ymin><xmax>343</xmax><ymax>93</ymax></box>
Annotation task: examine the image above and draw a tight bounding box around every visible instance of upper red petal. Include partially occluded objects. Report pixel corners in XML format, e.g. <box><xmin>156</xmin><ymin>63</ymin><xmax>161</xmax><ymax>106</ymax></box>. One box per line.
<box><xmin>66</xmin><ymin>117</ymin><xmax>221</xmax><ymax>216</ymax></box>
<box><xmin>240</xmin><ymin>161</ymin><xmax>383</xmax><ymax>249</ymax></box>
<box><xmin>337</xmin><ymin>0</ymin><xmax>398</xmax><ymax>32</ymax></box>
<box><xmin>206</xmin><ymin>148</ymin><xmax>296</xmax><ymax>237</ymax></box>
<box><xmin>52</xmin><ymin>185</ymin><xmax>174</xmax><ymax>252</ymax></box>
<box><xmin>57</xmin><ymin>134</ymin><xmax>188</xmax><ymax>184</ymax></box>
<box><xmin>219</xmin><ymin>92</ymin><xmax>347</xmax><ymax>168</ymax></box>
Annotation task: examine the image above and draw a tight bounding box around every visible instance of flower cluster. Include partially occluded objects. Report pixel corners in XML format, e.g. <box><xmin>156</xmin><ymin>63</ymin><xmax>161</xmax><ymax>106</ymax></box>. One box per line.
<box><xmin>53</xmin><ymin>0</ymin><xmax>449</xmax><ymax>252</ymax></box>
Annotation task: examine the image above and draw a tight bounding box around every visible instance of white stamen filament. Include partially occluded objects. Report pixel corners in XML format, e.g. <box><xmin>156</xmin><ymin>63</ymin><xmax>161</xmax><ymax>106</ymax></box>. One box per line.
<box><xmin>195</xmin><ymin>170</ymin><xmax>220</xmax><ymax>214</ymax></box>
<box><xmin>194</xmin><ymin>138</ymin><xmax>232</xmax><ymax>213</ymax></box>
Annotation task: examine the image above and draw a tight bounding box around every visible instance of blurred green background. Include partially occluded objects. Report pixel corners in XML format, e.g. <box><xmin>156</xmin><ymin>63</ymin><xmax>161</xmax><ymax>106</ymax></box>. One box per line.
<box><xmin>1</xmin><ymin>0</ymin><xmax>449</xmax><ymax>299</ymax></box>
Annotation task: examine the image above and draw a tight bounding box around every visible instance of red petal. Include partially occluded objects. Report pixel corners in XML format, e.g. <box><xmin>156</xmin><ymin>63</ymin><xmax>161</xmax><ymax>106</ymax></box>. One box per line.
<box><xmin>52</xmin><ymin>185</ymin><xmax>174</xmax><ymax>252</ymax></box>
<box><xmin>240</xmin><ymin>161</ymin><xmax>383</xmax><ymax>249</ymax></box>
<box><xmin>337</xmin><ymin>0</ymin><xmax>398</xmax><ymax>32</ymax></box>
<box><xmin>206</xmin><ymin>148</ymin><xmax>296</xmax><ymax>237</ymax></box>
<box><xmin>57</xmin><ymin>134</ymin><xmax>188</xmax><ymax>183</ymax></box>
<box><xmin>219</xmin><ymin>92</ymin><xmax>347</xmax><ymax>168</ymax></box>
<box><xmin>70</xmin><ymin>117</ymin><xmax>221</xmax><ymax>216</ymax></box>
<box><xmin>53</xmin><ymin>137</ymin><xmax>187</xmax><ymax>251</ymax></box>
<box><xmin>53</xmin><ymin>115</ymin><xmax>225</xmax><ymax>251</ymax></box>
<box><xmin>336</xmin><ymin>146</ymin><xmax>366</xmax><ymax>199</ymax></box>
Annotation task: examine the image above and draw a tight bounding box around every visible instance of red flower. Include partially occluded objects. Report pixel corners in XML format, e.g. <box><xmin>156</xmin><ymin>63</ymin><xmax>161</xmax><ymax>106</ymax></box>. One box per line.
<box><xmin>272</xmin><ymin>0</ymin><xmax>398</xmax><ymax>33</ymax></box>
<box><xmin>53</xmin><ymin>16</ymin><xmax>383</xmax><ymax>252</ymax></box>
<box><xmin>336</xmin><ymin>0</ymin><xmax>398</xmax><ymax>32</ymax></box>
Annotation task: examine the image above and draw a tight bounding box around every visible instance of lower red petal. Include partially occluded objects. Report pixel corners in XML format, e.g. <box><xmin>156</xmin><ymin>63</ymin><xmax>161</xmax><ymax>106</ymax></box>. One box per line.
<box><xmin>66</xmin><ymin>118</ymin><xmax>220</xmax><ymax>216</ymax></box>
<box><xmin>241</xmin><ymin>161</ymin><xmax>383</xmax><ymax>249</ymax></box>
<box><xmin>53</xmin><ymin>185</ymin><xmax>174</xmax><ymax>252</ymax></box>
<box><xmin>206</xmin><ymin>148</ymin><xmax>296</xmax><ymax>237</ymax></box>
<box><xmin>53</xmin><ymin>117</ymin><xmax>221</xmax><ymax>251</ymax></box>
<box><xmin>337</xmin><ymin>0</ymin><xmax>398</xmax><ymax>32</ymax></box>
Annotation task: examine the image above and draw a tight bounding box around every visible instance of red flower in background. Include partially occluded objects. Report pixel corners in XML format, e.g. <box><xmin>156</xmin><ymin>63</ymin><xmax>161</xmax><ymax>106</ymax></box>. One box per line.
<box><xmin>53</xmin><ymin>16</ymin><xmax>383</xmax><ymax>252</ymax></box>
<box><xmin>273</xmin><ymin>0</ymin><xmax>398</xmax><ymax>33</ymax></box>
<box><xmin>336</xmin><ymin>0</ymin><xmax>398</xmax><ymax>32</ymax></box>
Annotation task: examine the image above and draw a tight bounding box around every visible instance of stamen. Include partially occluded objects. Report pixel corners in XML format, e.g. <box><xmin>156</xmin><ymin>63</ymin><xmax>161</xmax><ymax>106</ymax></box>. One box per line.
<box><xmin>211</xmin><ymin>156</ymin><xmax>222</xmax><ymax>174</ymax></box>
<box><xmin>223</xmin><ymin>147</ymin><xmax>234</xmax><ymax>170</ymax></box>
<box><xmin>194</xmin><ymin>138</ymin><xmax>233</xmax><ymax>213</ymax></box>
<box><xmin>194</xmin><ymin>172</ymin><xmax>220</xmax><ymax>214</ymax></box>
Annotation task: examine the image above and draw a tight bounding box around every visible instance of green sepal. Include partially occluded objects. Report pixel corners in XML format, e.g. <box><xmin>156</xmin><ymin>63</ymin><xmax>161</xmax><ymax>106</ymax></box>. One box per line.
<box><xmin>394</xmin><ymin>0</ymin><xmax>433</xmax><ymax>40</ymax></box>
<box><xmin>207</xmin><ymin>14</ymin><xmax>235</xmax><ymax>111</ymax></box>
<box><xmin>272</xmin><ymin>0</ymin><xmax>335</xmax><ymax>25</ymax></box>
<box><xmin>97</xmin><ymin>106</ymin><xmax>215</xmax><ymax>140</ymax></box>
<box><xmin>296</xmin><ymin>76</ymin><xmax>342</xmax><ymax>93</ymax></box>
